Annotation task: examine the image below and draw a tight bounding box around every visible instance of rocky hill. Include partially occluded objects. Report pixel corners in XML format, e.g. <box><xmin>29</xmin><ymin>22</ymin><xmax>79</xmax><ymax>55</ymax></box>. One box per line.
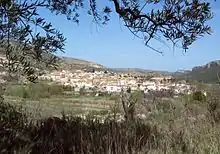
<box><xmin>57</xmin><ymin>56</ymin><xmax>168</xmax><ymax>77</ymax></box>
<box><xmin>174</xmin><ymin>60</ymin><xmax>220</xmax><ymax>83</ymax></box>
<box><xmin>59</xmin><ymin>56</ymin><xmax>103</xmax><ymax>68</ymax></box>
<box><xmin>58</xmin><ymin>56</ymin><xmax>104</xmax><ymax>71</ymax></box>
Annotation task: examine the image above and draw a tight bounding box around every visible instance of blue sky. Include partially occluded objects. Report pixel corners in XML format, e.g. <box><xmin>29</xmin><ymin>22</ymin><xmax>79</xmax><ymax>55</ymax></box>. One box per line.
<box><xmin>41</xmin><ymin>1</ymin><xmax>220</xmax><ymax>72</ymax></box>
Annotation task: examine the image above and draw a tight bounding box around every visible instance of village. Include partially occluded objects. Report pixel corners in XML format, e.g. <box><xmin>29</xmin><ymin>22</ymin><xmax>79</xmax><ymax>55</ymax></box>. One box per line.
<box><xmin>39</xmin><ymin>69</ymin><xmax>194</xmax><ymax>95</ymax></box>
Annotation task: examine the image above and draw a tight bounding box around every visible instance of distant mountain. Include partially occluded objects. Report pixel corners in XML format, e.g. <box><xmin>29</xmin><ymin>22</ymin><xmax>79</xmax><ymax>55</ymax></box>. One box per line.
<box><xmin>109</xmin><ymin>68</ymin><xmax>173</xmax><ymax>76</ymax></box>
<box><xmin>58</xmin><ymin>56</ymin><xmax>104</xmax><ymax>70</ymax></box>
<box><xmin>59</xmin><ymin>56</ymin><xmax>103</xmax><ymax>67</ymax></box>
<box><xmin>172</xmin><ymin>70</ymin><xmax>191</xmax><ymax>77</ymax></box>
<box><xmin>175</xmin><ymin>60</ymin><xmax>220</xmax><ymax>83</ymax></box>
<box><xmin>58</xmin><ymin>57</ymin><xmax>174</xmax><ymax>76</ymax></box>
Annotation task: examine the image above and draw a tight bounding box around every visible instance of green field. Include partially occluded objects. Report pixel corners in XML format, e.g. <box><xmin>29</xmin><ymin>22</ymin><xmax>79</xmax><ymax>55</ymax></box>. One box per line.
<box><xmin>3</xmin><ymin>95</ymin><xmax>117</xmax><ymax>119</ymax></box>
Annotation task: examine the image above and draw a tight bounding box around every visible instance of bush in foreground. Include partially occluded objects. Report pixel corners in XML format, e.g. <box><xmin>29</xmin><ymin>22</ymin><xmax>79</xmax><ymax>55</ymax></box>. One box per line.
<box><xmin>0</xmin><ymin>101</ymin><xmax>162</xmax><ymax>153</ymax></box>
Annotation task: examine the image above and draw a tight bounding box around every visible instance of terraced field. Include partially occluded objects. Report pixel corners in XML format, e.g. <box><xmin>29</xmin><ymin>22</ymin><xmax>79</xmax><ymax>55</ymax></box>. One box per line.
<box><xmin>3</xmin><ymin>95</ymin><xmax>117</xmax><ymax>120</ymax></box>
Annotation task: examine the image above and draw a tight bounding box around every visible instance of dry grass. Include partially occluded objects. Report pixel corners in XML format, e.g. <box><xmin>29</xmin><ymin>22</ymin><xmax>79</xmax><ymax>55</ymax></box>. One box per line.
<box><xmin>0</xmin><ymin>100</ymin><xmax>161</xmax><ymax>154</ymax></box>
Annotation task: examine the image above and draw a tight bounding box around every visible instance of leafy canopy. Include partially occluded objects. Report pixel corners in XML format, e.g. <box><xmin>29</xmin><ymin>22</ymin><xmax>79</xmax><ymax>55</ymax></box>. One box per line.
<box><xmin>0</xmin><ymin>0</ymin><xmax>214</xmax><ymax>81</ymax></box>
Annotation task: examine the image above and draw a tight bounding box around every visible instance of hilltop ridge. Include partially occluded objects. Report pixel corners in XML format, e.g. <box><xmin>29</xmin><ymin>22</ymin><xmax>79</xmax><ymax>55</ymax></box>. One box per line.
<box><xmin>59</xmin><ymin>56</ymin><xmax>104</xmax><ymax>68</ymax></box>
<box><xmin>174</xmin><ymin>60</ymin><xmax>220</xmax><ymax>83</ymax></box>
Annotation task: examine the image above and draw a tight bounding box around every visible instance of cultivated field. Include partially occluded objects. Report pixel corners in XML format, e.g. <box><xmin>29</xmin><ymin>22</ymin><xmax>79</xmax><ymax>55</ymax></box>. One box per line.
<box><xmin>3</xmin><ymin>95</ymin><xmax>117</xmax><ymax>119</ymax></box>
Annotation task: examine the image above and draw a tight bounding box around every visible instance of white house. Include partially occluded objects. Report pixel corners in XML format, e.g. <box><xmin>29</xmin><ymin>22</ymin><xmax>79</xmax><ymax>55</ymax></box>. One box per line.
<box><xmin>106</xmin><ymin>85</ymin><xmax>121</xmax><ymax>93</ymax></box>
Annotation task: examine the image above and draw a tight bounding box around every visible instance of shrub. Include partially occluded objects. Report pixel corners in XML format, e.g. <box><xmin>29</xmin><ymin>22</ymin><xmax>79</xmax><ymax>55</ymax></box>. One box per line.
<box><xmin>126</xmin><ymin>87</ymin><xmax>131</xmax><ymax>93</ymax></box>
<box><xmin>192</xmin><ymin>91</ymin><xmax>206</xmax><ymax>102</ymax></box>
<box><xmin>27</xmin><ymin>83</ymin><xmax>50</xmax><ymax>99</ymax></box>
<box><xmin>109</xmin><ymin>94</ymin><xmax>119</xmax><ymax>101</ymax></box>
<box><xmin>4</xmin><ymin>84</ymin><xmax>27</xmax><ymax>98</ymax></box>
<box><xmin>0</xmin><ymin>100</ymin><xmax>29</xmax><ymax>153</ymax></box>
<box><xmin>5</xmin><ymin>83</ymin><xmax>65</xmax><ymax>99</ymax></box>
<box><xmin>25</xmin><ymin>117</ymin><xmax>162</xmax><ymax>154</ymax></box>
<box><xmin>79</xmin><ymin>86</ymin><xmax>86</xmax><ymax>96</ymax></box>
<box><xmin>0</xmin><ymin>101</ymin><xmax>163</xmax><ymax>154</ymax></box>
<box><xmin>47</xmin><ymin>84</ymin><xmax>64</xmax><ymax>95</ymax></box>
<box><xmin>0</xmin><ymin>100</ymin><xmax>27</xmax><ymax>129</ymax></box>
<box><xmin>207</xmin><ymin>97</ymin><xmax>220</xmax><ymax>124</ymax></box>
<box><xmin>63</xmin><ymin>85</ymin><xmax>74</xmax><ymax>91</ymax></box>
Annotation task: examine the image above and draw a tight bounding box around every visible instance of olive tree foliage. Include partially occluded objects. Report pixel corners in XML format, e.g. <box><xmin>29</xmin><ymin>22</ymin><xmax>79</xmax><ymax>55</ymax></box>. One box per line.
<box><xmin>0</xmin><ymin>0</ymin><xmax>214</xmax><ymax>82</ymax></box>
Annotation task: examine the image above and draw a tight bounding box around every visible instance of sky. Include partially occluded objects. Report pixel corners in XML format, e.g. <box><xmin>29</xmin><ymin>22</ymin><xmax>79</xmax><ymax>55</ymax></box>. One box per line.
<box><xmin>40</xmin><ymin>1</ymin><xmax>220</xmax><ymax>72</ymax></box>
